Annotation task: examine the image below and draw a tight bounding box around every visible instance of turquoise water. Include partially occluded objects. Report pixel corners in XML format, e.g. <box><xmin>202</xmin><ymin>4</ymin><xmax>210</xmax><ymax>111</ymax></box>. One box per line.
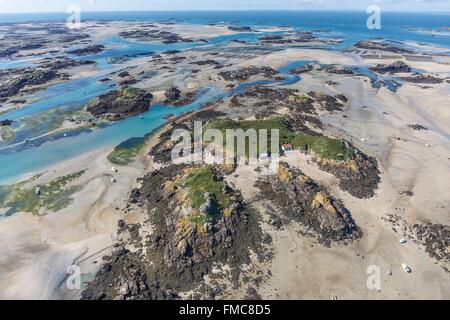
<box><xmin>0</xmin><ymin>87</ymin><xmax>221</xmax><ymax>183</ymax></box>
<box><xmin>0</xmin><ymin>11</ymin><xmax>449</xmax><ymax>183</ymax></box>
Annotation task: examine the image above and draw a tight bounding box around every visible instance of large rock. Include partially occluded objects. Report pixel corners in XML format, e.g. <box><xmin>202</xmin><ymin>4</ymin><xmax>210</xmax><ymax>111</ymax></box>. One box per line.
<box><xmin>165</xmin><ymin>86</ymin><xmax>181</xmax><ymax>102</ymax></box>
<box><xmin>256</xmin><ymin>162</ymin><xmax>362</xmax><ymax>245</ymax></box>
<box><xmin>87</xmin><ymin>87</ymin><xmax>153</xmax><ymax>121</ymax></box>
<box><xmin>0</xmin><ymin>69</ymin><xmax>60</xmax><ymax>98</ymax></box>
<box><xmin>219</xmin><ymin>66</ymin><xmax>279</xmax><ymax>82</ymax></box>
<box><xmin>371</xmin><ymin>61</ymin><xmax>411</xmax><ymax>74</ymax></box>
<box><xmin>69</xmin><ymin>44</ymin><xmax>105</xmax><ymax>56</ymax></box>
<box><xmin>164</xmin><ymin>86</ymin><xmax>196</xmax><ymax>106</ymax></box>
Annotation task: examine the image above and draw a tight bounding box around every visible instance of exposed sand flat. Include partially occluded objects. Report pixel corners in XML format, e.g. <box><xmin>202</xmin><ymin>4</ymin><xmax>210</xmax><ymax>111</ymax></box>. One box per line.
<box><xmin>0</xmin><ymin>148</ymin><xmax>146</xmax><ymax>299</ymax></box>
<box><xmin>258</xmin><ymin>151</ymin><xmax>450</xmax><ymax>299</ymax></box>
<box><xmin>163</xmin><ymin>23</ymin><xmax>240</xmax><ymax>38</ymax></box>
<box><xmin>261</xmin><ymin>48</ymin><xmax>361</xmax><ymax>69</ymax></box>
<box><xmin>88</xmin><ymin>21</ymin><xmax>241</xmax><ymax>41</ymax></box>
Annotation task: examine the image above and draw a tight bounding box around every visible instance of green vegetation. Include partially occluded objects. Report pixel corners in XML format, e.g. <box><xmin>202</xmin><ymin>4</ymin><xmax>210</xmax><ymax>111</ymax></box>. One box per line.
<box><xmin>120</xmin><ymin>86</ymin><xmax>140</xmax><ymax>99</ymax></box>
<box><xmin>0</xmin><ymin>170</ymin><xmax>86</xmax><ymax>216</ymax></box>
<box><xmin>291</xmin><ymin>134</ymin><xmax>355</xmax><ymax>161</ymax></box>
<box><xmin>179</xmin><ymin>167</ymin><xmax>230</xmax><ymax>225</ymax></box>
<box><xmin>206</xmin><ymin>117</ymin><xmax>355</xmax><ymax>161</ymax></box>
<box><xmin>107</xmin><ymin>137</ymin><xmax>145</xmax><ymax>165</ymax></box>
<box><xmin>20</xmin><ymin>107</ymin><xmax>74</xmax><ymax>134</ymax></box>
<box><xmin>294</xmin><ymin>95</ymin><xmax>312</xmax><ymax>102</ymax></box>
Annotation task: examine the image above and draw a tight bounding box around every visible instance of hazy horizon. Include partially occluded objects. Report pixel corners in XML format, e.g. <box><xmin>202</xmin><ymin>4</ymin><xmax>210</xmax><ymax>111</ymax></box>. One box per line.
<box><xmin>0</xmin><ymin>0</ymin><xmax>449</xmax><ymax>14</ymax></box>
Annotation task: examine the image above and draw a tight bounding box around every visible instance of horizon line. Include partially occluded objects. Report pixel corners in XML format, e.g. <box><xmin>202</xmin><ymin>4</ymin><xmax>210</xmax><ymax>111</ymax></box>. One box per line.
<box><xmin>0</xmin><ymin>9</ymin><xmax>450</xmax><ymax>14</ymax></box>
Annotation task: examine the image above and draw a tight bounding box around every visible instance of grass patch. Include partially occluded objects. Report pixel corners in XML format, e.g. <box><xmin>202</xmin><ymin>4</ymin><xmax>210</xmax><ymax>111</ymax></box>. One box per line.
<box><xmin>0</xmin><ymin>170</ymin><xmax>86</xmax><ymax>216</ymax></box>
<box><xmin>178</xmin><ymin>167</ymin><xmax>230</xmax><ymax>225</ymax></box>
<box><xmin>206</xmin><ymin>117</ymin><xmax>355</xmax><ymax>161</ymax></box>
<box><xmin>107</xmin><ymin>137</ymin><xmax>145</xmax><ymax>165</ymax></box>
<box><xmin>293</xmin><ymin>95</ymin><xmax>312</xmax><ymax>102</ymax></box>
<box><xmin>120</xmin><ymin>86</ymin><xmax>140</xmax><ymax>99</ymax></box>
<box><xmin>291</xmin><ymin>135</ymin><xmax>355</xmax><ymax>161</ymax></box>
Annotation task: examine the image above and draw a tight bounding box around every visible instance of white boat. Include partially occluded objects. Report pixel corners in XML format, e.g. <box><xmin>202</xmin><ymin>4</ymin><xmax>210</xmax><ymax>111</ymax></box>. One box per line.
<box><xmin>402</xmin><ymin>263</ymin><xmax>412</xmax><ymax>273</ymax></box>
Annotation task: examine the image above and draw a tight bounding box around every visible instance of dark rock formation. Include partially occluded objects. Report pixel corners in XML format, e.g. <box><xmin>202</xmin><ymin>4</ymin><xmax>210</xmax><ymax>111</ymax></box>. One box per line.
<box><xmin>118</xmin><ymin>71</ymin><xmax>130</xmax><ymax>78</ymax></box>
<box><xmin>316</xmin><ymin>151</ymin><xmax>381</xmax><ymax>199</ymax></box>
<box><xmin>228</xmin><ymin>26</ymin><xmax>253</xmax><ymax>32</ymax></box>
<box><xmin>87</xmin><ymin>87</ymin><xmax>153</xmax><ymax>120</ymax></box>
<box><xmin>69</xmin><ymin>44</ymin><xmax>105</xmax><ymax>56</ymax></box>
<box><xmin>319</xmin><ymin>64</ymin><xmax>355</xmax><ymax>75</ymax></box>
<box><xmin>219</xmin><ymin>66</ymin><xmax>278</xmax><ymax>82</ymax></box>
<box><xmin>371</xmin><ymin>60</ymin><xmax>411</xmax><ymax>74</ymax></box>
<box><xmin>164</xmin><ymin>86</ymin><xmax>196</xmax><ymax>106</ymax></box>
<box><xmin>60</xmin><ymin>33</ymin><xmax>90</xmax><ymax>43</ymax></box>
<box><xmin>355</xmin><ymin>40</ymin><xmax>414</xmax><ymax>54</ymax></box>
<box><xmin>259</xmin><ymin>31</ymin><xmax>316</xmax><ymax>44</ymax></box>
<box><xmin>256</xmin><ymin>162</ymin><xmax>362</xmax><ymax>246</ymax></box>
<box><xmin>191</xmin><ymin>60</ymin><xmax>221</xmax><ymax>67</ymax></box>
<box><xmin>259</xmin><ymin>31</ymin><xmax>340</xmax><ymax>45</ymax></box>
<box><xmin>118</xmin><ymin>77</ymin><xmax>138</xmax><ymax>86</ymax></box>
<box><xmin>81</xmin><ymin>165</ymin><xmax>266</xmax><ymax>300</ymax></box>
<box><xmin>408</xmin><ymin>124</ymin><xmax>428</xmax><ymax>131</ymax></box>
<box><xmin>308</xmin><ymin>91</ymin><xmax>346</xmax><ymax>112</ymax></box>
<box><xmin>401</xmin><ymin>74</ymin><xmax>443</xmax><ymax>84</ymax></box>
<box><xmin>119</xmin><ymin>29</ymin><xmax>193</xmax><ymax>44</ymax></box>
<box><xmin>0</xmin><ymin>120</ymin><xmax>13</xmax><ymax>126</ymax></box>
<box><xmin>290</xmin><ymin>64</ymin><xmax>314</xmax><ymax>74</ymax></box>
<box><xmin>0</xmin><ymin>69</ymin><xmax>60</xmax><ymax>99</ymax></box>
<box><xmin>165</xmin><ymin>86</ymin><xmax>181</xmax><ymax>102</ymax></box>
<box><xmin>40</xmin><ymin>58</ymin><xmax>95</xmax><ymax>70</ymax></box>
<box><xmin>228</xmin><ymin>86</ymin><xmax>318</xmax><ymax>120</ymax></box>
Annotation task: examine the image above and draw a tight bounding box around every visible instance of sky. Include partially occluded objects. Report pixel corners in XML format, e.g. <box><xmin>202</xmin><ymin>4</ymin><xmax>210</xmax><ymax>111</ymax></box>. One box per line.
<box><xmin>0</xmin><ymin>0</ymin><xmax>449</xmax><ymax>13</ymax></box>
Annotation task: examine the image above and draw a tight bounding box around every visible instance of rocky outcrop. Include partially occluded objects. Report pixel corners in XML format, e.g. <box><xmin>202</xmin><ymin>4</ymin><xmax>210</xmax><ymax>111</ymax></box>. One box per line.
<box><xmin>0</xmin><ymin>120</ymin><xmax>13</xmax><ymax>126</ymax></box>
<box><xmin>401</xmin><ymin>74</ymin><xmax>443</xmax><ymax>84</ymax></box>
<box><xmin>164</xmin><ymin>86</ymin><xmax>196</xmax><ymax>106</ymax></box>
<box><xmin>408</xmin><ymin>124</ymin><xmax>428</xmax><ymax>131</ymax></box>
<box><xmin>60</xmin><ymin>33</ymin><xmax>90</xmax><ymax>43</ymax></box>
<box><xmin>383</xmin><ymin>214</ymin><xmax>449</xmax><ymax>273</ymax></box>
<box><xmin>259</xmin><ymin>31</ymin><xmax>341</xmax><ymax>45</ymax></box>
<box><xmin>371</xmin><ymin>60</ymin><xmax>411</xmax><ymax>74</ymax></box>
<box><xmin>355</xmin><ymin>40</ymin><xmax>414</xmax><ymax>54</ymax></box>
<box><xmin>308</xmin><ymin>91</ymin><xmax>347</xmax><ymax>112</ymax></box>
<box><xmin>119</xmin><ymin>29</ymin><xmax>193</xmax><ymax>44</ymax></box>
<box><xmin>228</xmin><ymin>86</ymin><xmax>317</xmax><ymax>120</ymax></box>
<box><xmin>69</xmin><ymin>44</ymin><xmax>105</xmax><ymax>56</ymax></box>
<box><xmin>290</xmin><ymin>64</ymin><xmax>314</xmax><ymax>74</ymax></box>
<box><xmin>40</xmin><ymin>58</ymin><xmax>96</xmax><ymax>70</ymax></box>
<box><xmin>219</xmin><ymin>66</ymin><xmax>279</xmax><ymax>82</ymax></box>
<box><xmin>316</xmin><ymin>152</ymin><xmax>381</xmax><ymax>199</ymax></box>
<box><xmin>165</xmin><ymin>86</ymin><xmax>181</xmax><ymax>102</ymax></box>
<box><xmin>0</xmin><ymin>69</ymin><xmax>60</xmax><ymax>99</ymax></box>
<box><xmin>191</xmin><ymin>60</ymin><xmax>222</xmax><ymax>68</ymax></box>
<box><xmin>87</xmin><ymin>87</ymin><xmax>153</xmax><ymax>120</ymax></box>
<box><xmin>319</xmin><ymin>64</ymin><xmax>355</xmax><ymax>75</ymax></box>
<box><xmin>81</xmin><ymin>165</ymin><xmax>266</xmax><ymax>300</ymax></box>
<box><xmin>256</xmin><ymin>162</ymin><xmax>362</xmax><ymax>246</ymax></box>
<box><xmin>228</xmin><ymin>26</ymin><xmax>253</xmax><ymax>32</ymax></box>
<box><xmin>0</xmin><ymin>41</ymin><xmax>46</xmax><ymax>58</ymax></box>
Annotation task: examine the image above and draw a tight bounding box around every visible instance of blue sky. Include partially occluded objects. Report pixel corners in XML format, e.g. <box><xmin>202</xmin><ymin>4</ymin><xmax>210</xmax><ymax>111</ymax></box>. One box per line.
<box><xmin>0</xmin><ymin>0</ymin><xmax>449</xmax><ymax>13</ymax></box>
